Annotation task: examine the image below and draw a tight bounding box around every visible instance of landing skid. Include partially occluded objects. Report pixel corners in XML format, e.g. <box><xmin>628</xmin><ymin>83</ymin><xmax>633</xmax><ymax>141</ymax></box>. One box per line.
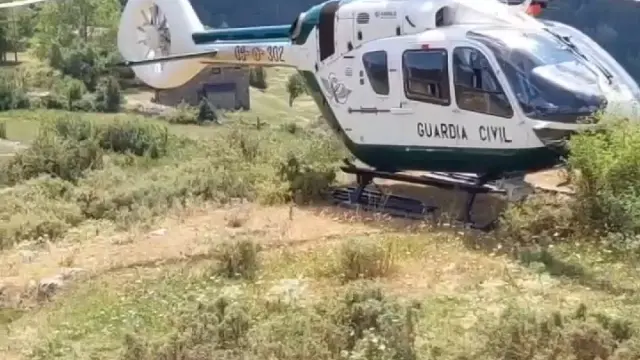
<box><xmin>329</xmin><ymin>160</ymin><xmax>528</xmax><ymax>231</ymax></box>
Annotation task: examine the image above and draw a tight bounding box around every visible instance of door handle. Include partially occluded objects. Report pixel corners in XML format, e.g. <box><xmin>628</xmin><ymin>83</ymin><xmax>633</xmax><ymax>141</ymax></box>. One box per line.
<box><xmin>390</xmin><ymin>107</ymin><xmax>413</xmax><ymax>115</ymax></box>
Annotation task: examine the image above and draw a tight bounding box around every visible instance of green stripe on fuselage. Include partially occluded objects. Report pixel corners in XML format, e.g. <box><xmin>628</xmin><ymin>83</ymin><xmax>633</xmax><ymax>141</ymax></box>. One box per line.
<box><xmin>299</xmin><ymin>71</ymin><xmax>560</xmax><ymax>174</ymax></box>
<box><xmin>192</xmin><ymin>25</ymin><xmax>292</xmax><ymax>44</ymax></box>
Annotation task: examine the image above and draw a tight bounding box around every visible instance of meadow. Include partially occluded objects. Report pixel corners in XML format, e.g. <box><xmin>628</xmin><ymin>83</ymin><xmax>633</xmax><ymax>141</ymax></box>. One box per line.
<box><xmin>1</xmin><ymin>62</ymin><xmax>640</xmax><ymax>360</ymax></box>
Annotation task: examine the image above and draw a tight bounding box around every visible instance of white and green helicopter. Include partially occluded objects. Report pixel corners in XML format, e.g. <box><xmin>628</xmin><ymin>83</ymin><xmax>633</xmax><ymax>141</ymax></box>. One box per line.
<box><xmin>117</xmin><ymin>0</ymin><xmax>640</xmax><ymax>229</ymax></box>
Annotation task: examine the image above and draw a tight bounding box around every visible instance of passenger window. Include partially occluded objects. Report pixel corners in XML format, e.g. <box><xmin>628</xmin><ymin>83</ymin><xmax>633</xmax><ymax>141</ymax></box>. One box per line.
<box><xmin>362</xmin><ymin>51</ymin><xmax>390</xmax><ymax>95</ymax></box>
<box><xmin>453</xmin><ymin>47</ymin><xmax>513</xmax><ymax>118</ymax></box>
<box><xmin>402</xmin><ymin>49</ymin><xmax>450</xmax><ymax>105</ymax></box>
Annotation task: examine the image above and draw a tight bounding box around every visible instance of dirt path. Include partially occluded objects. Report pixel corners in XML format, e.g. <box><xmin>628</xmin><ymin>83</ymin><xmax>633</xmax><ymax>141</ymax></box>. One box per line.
<box><xmin>0</xmin><ymin>203</ymin><xmax>379</xmax><ymax>297</ymax></box>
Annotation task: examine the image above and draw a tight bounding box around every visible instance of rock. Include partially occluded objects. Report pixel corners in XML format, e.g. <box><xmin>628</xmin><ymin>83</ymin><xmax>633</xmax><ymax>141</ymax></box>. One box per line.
<box><xmin>37</xmin><ymin>275</ymin><xmax>65</xmax><ymax>301</ymax></box>
<box><xmin>35</xmin><ymin>267</ymin><xmax>86</xmax><ymax>301</ymax></box>
<box><xmin>264</xmin><ymin>278</ymin><xmax>307</xmax><ymax>307</ymax></box>
<box><xmin>149</xmin><ymin>228</ymin><xmax>168</xmax><ymax>237</ymax></box>
<box><xmin>59</xmin><ymin>267</ymin><xmax>86</xmax><ymax>281</ymax></box>
<box><xmin>19</xmin><ymin>250</ymin><xmax>37</xmax><ymax>264</ymax></box>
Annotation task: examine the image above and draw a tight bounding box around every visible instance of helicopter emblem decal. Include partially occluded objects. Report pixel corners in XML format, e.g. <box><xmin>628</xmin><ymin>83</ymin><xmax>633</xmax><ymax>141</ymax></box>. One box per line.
<box><xmin>321</xmin><ymin>73</ymin><xmax>352</xmax><ymax>104</ymax></box>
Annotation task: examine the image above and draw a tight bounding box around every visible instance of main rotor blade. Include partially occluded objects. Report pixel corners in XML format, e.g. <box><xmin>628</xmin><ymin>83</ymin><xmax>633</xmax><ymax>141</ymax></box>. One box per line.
<box><xmin>0</xmin><ymin>0</ymin><xmax>56</xmax><ymax>8</ymax></box>
<box><xmin>115</xmin><ymin>49</ymin><xmax>219</xmax><ymax>67</ymax></box>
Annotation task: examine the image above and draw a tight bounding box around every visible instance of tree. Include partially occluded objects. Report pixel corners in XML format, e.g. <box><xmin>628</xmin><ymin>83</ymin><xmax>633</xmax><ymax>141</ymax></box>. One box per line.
<box><xmin>32</xmin><ymin>0</ymin><xmax>121</xmax><ymax>60</ymax></box>
<box><xmin>94</xmin><ymin>76</ymin><xmax>122</xmax><ymax>113</ymax></box>
<box><xmin>286</xmin><ymin>73</ymin><xmax>307</xmax><ymax>107</ymax></box>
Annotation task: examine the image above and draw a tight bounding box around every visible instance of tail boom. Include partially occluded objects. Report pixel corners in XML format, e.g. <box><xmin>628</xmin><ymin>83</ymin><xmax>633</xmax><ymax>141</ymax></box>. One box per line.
<box><xmin>198</xmin><ymin>41</ymin><xmax>296</xmax><ymax>68</ymax></box>
<box><xmin>120</xmin><ymin>41</ymin><xmax>296</xmax><ymax>70</ymax></box>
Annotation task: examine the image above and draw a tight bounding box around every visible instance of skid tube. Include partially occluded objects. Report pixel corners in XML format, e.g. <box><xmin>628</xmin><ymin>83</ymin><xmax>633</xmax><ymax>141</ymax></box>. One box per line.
<box><xmin>329</xmin><ymin>159</ymin><xmax>507</xmax><ymax>231</ymax></box>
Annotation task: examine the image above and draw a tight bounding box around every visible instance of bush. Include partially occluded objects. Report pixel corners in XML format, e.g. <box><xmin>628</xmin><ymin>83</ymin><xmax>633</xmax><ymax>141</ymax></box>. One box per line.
<box><xmin>499</xmin><ymin>194</ymin><xmax>576</xmax><ymax>246</ymax></box>
<box><xmin>121</xmin><ymin>294</ymin><xmax>252</xmax><ymax>360</ymax></box>
<box><xmin>469</xmin><ymin>303</ymin><xmax>639</xmax><ymax>360</ymax></box>
<box><xmin>277</xmin><ymin>152</ymin><xmax>337</xmax><ymax>203</ymax></box>
<box><xmin>211</xmin><ymin>237</ymin><xmax>261</xmax><ymax>280</ymax></box>
<box><xmin>568</xmin><ymin>119</ymin><xmax>640</xmax><ymax>234</ymax></box>
<box><xmin>97</xmin><ymin>118</ymin><xmax>170</xmax><ymax>158</ymax></box>
<box><xmin>197</xmin><ymin>98</ymin><xmax>217</xmax><ymax>123</ymax></box>
<box><xmin>2</xmin><ymin>129</ymin><xmax>103</xmax><ymax>185</ymax></box>
<box><xmin>51</xmin><ymin>77</ymin><xmax>88</xmax><ymax>110</ymax></box>
<box><xmin>335</xmin><ymin>237</ymin><xmax>395</xmax><ymax>282</ymax></box>
<box><xmin>0</xmin><ymin>121</ymin><xmax>6</xmax><ymax>139</ymax></box>
<box><xmin>499</xmin><ymin>118</ymin><xmax>640</xmax><ymax>249</ymax></box>
<box><xmin>119</xmin><ymin>282</ymin><xmax>419</xmax><ymax>360</ymax></box>
<box><xmin>50</xmin><ymin>115</ymin><xmax>97</xmax><ymax>141</ymax></box>
<box><xmin>286</xmin><ymin>72</ymin><xmax>308</xmax><ymax>107</ymax></box>
<box><xmin>0</xmin><ymin>177</ymin><xmax>83</xmax><ymax>249</ymax></box>
<box><xmin>94</xmin><ymin>76</ymin><xmax>123</xmax><ymax>113</ymax></box>
<box><xmin>164</xmin><ymin>101</ymin><xmax>198</xmax><ymax>125</ymax></box>
<box><xmin>71</xmin><ymin>95</ymin><xmax>97</xmax><ymax>112</ymax></box>
<box><xmin>47</xmin><ymin>42</ymin><xmax>104</xmax><ymax>91</ymax></box>
<box><xmin>0</xmin><ymin>72</ymin><xmax>31</xmax><ymax>111</ymax></box>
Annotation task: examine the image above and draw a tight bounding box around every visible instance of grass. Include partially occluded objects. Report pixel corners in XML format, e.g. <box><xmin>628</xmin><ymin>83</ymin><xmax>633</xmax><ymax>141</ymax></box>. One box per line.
<box><xmin>2</xmin><ymin>68</ymin><xmax>640</xmax><ymax>360</ymax></box>
<box><xmin>4</xmin><ymin>231</ymin><xmax>640</xmax><ymax>360</ymax></box>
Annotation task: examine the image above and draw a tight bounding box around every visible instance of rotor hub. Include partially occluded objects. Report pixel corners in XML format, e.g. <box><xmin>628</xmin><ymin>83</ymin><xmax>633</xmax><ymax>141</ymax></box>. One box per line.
<box><xmin>143</xmin><ymin>25</ymin><xmax>162</xmax><ymax>51</ymax></box>
<box><xmin>137</xmin><ymin>3</ymin><xmax>172</xmax><ymax>63</ymax></box>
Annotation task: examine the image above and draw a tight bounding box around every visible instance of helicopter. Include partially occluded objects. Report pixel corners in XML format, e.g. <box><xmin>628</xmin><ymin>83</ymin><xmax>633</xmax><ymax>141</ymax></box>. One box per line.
<box><xmin>116</xmin><ymin>0</ymin><xmax>640</xmax><ymax>230</ymax></box>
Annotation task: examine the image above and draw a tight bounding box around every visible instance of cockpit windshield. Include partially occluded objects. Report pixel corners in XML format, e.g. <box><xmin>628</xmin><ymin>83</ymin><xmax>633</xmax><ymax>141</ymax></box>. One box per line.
<box><xmin>468</xmin><ymin>28</ymin><xmax>608</xmax><ymax>122</ymax></box>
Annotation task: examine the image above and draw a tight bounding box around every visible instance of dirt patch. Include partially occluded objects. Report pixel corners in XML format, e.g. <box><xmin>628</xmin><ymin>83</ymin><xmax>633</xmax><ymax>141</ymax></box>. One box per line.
<box><xmin>0</xmin><ymin>203</ymin><xmax>378</xmax><ymax>295</ymax></box>
<box><xmin>0</xmin><ymin>139</ymin><xmax>27</xmax><ymax>157</ymax></box>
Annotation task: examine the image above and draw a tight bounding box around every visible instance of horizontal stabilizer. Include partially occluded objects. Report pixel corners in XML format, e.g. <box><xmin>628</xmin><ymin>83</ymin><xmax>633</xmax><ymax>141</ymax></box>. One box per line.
<box><xmin>117</xmin><ymin>50</ymin><xmax>218</xmax><ymax>68</ymax></box>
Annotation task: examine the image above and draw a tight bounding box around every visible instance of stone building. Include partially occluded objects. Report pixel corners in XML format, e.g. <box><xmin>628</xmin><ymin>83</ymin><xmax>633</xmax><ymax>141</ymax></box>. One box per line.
<box><xmin>154</xmin><ymin>67</ymin><xmax>251</xmax><ymax>110</ymax></box>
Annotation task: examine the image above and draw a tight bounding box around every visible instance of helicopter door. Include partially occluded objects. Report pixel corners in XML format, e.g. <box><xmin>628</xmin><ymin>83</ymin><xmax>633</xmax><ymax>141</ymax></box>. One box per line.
<box><xmin>399</xmin><ymin>47</ymin><xmax>461</xmax><ymax>148</ymax></box>
<box><xmin>450</xmin><ymin>45</ymin><xmax>526</xmax><ymax>149</ymax></box>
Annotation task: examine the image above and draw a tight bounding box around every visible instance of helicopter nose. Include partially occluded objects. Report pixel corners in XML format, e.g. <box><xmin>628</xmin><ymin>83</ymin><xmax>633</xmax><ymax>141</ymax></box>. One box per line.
<box><xmin>600</xmin><ymin>98</ymin><xmax>640</xmax><ymax>120</ymax></box>
<box><xmin>531</xmin><ymin>122</ymin><xmax>589</xmax><ymax>156</ymax></box>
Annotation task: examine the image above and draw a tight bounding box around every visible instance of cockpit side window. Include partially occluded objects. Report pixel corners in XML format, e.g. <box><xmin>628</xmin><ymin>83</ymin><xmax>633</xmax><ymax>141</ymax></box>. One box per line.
<box><xmin>402</xmin><ymin>49</ymin><xmax>450</xmax><ymax>106</ymax></box>
<box><xmin>453</xmin><ymin>47</ymin><xmax>514</xmax><ymax>118</ymax></box>
<box><xmin>362</xmin><ymin>51</ymin><xmax>390</xmax><ymax>96</ymax></box>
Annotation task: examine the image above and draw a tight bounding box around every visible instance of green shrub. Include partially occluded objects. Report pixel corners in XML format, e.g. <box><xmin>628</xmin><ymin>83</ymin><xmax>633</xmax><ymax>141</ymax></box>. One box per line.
<box><xmin>469</xmin><ymin>303</ymin><xmax>639</xmax><ymax>360</ymax></box>
<box><xmin>569</xmin><ymin>119</ymin><xmax>640</xmax><ymax>236</ymax></box>
<box><xmin>0</xmin><ymin>72</ymin><xmax>31</xmax><ymax>111</ymax></box>
<box><xmin>49</xmin><ymin>76</ymin><xmax>88</xmax><ymax>110</ymax></box>
<box><xmin>94</xmin><ymin>76</ymin><xmax>123</xmax><ymax>113</ymax></box>
<box><xmin>197</xmin><ymin>98</ymin><xmax>217</xmax><ymax>122</ymax></box>
<box><xmin>97</xmin><ymin>118</ymin><xmax>170</xmax><ymax>158</ymax></box>
<box><xmin>211</xmin><ymin>237</ymin><xmax>261</xmax><ymax>280</ymax></box>
<box><xmin>499</xmin><ymin>194</ymin><xmax>576</xmax><ymax>246</ymax></box>
<box><xmin>164</xmin><ymin>101</ymin><xmax>198</xmax><ymax>124</ymax></box>
<box><xmin>0</xmin><ymin>177</ymin><xmax>83</xmax><ymax>249</ymax></box>
<box><xmin>277</xmin><ymin>152</ymin><xmax>337</xmax><ymax>204</ymax></box>
<box><xmin>70</xmin><ymin>95</ymin><xmax>97</xmax><ymax>112</ymax></box>
<box><xmin>2</xmin><ymin>129</ymin><xmax>103</xmax><ymax>185</ymax></box>
<box><xmin>286</xmin><ymin>72</ymin><xmax>308</xmax><ymax>107</ymax></box>
<box><xmin>120</xmin><ymin>294</ymin><xmax>252</xmax><ymax>360</ymax></box>
<box><xmin>335</xmin><ymin>237</ymin><xmax>395</xmax><ymax>282</ymax></box>
<box><xmin>119</xmin><ymin>282</ymin><xmax>419</xmax><ymax>360</ymax></box>
<box><xmin>49</xmin><ymin>115</ymin><xmax>97</xmax><ymax>141</ymax></box>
